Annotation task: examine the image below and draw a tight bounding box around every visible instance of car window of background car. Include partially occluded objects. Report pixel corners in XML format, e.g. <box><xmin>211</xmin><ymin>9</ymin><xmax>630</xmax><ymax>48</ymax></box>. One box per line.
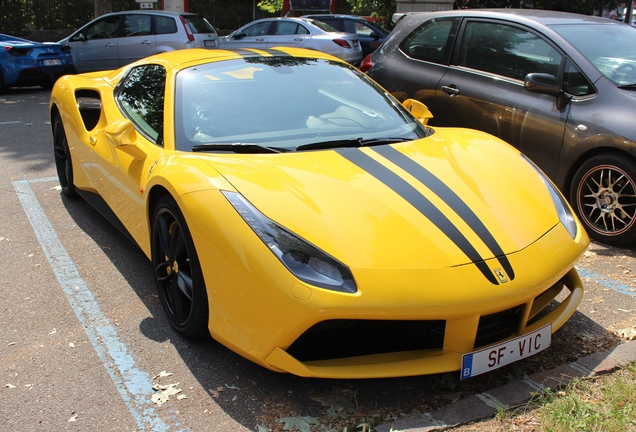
<box><xmin>400</xmin><ymin>18</ymin><xmax>459</xmax><ymax>65</ymax></box>
<box><xmin>551</xmin><ymin>23</ymin><xmax>636</xmax><ymax>86</ymax></box>
<box><xmin>344</xmin><ymin>21</ymin><xmax>373</xmax><ymax>37</ymax></box>
<box><xmin>243</xmin><ymin>21</ymin><xmax>271</xmax><ymax>36</ymax></box>
<box><xmin>275</xmin><ymin>21</ymin><xmax>309</xmax><ymax>35</ymax></box>
<box><xmin>458</xmin><ymin>21</ymin><xmax>561</xmax><ymax>81</ymax></box>
<box><xmin>116</xmin><ymin>64</ymin><xmax>166</xmax><ymax>145</ymax></box>
<box><xmin>155</xmin><ymin>16</ymin><xmax>178</xmax><ymax>34</ymax></box>
<box><xmin>184</xmin><ymin>15</ymin><xmax>216</xmax><ymax>34</ymax></box>
<box><xmin>563</xmin><ymin>58</ymin><xmax>595</xmax><ymax>96</ymax></box>
<box><xmin>79</xmin><ymin>15</ymin><xmax>121</xmax><ymax>40</ymax></box>
<box><xmin>309</xmin><ymin>20</ymin><xmax>338</xmax><ymax>33</ymax></box>
<box><xmin>122</xmin><ymin>15</ymin><xmax>152</xmax><ymax>37</ymax></box>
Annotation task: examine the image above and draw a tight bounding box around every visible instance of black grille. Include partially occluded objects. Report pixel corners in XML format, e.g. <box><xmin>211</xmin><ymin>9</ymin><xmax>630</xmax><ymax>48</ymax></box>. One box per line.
<box><xmin>286</xmin><ymin>319</ymin><xmax>445</xmax><ymax>362</ymax></box>
<box><xmin>474</xmin><ymin>306</ymin><xmax>523</xmax><ymax>349</ymax></box>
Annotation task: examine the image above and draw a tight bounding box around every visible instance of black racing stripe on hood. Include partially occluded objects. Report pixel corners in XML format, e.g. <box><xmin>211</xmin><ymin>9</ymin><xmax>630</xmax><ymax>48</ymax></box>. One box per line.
<box><xmin>336</xmin><ymin>148</ymin><xmax>499</xmax><ymax>285</ymax></box>
<box><xmin>373</xmin><ymin>145</ymin><xmax>515</xmax><ymax>281</ymax></box>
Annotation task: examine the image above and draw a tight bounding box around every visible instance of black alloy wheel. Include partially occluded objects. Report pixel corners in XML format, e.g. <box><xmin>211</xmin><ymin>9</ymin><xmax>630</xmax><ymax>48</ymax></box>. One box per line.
<box><xmin>52</xmin><ymin>114</ymin><xmax>78</xmax><ymax>198</ymax></box>
<box><xmin>151</xmin><ymin>196</ymin><xmax>209</xmax><ymax>338</ymax></box>
<box><xmin>571</xmin><ymin>152</ymin><xmax>636</xmax><ymax>246</ymax></box>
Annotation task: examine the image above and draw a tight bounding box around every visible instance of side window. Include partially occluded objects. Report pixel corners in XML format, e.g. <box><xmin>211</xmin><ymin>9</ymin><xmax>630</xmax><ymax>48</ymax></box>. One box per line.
<box><xmin>345</xmin><ymin>20</ymin><xmax>374</xmax><ymax>37</ymax></box>
<box><xmin>155</xmin><ymin>16</ymin><xmax>177</xmax><ymax>34</ymax></box>
<box><xmin>401</xmin><ymin>17</ymin><xmax>460</xmax><ymax>65</ymax></box>
<box><xmin>82</xmin><ymin>16</ymin><xmax>121</xmax><ymax>40</ymax></box>
<box><xmin>563</xmin><ymin>58</ymin><xmax>595</xmax><ymax>96</ymax></box>
<box><xmin>122</xmin><ymin>14</ymin><xmax>152</xmax><ymax>37</ymax></box>
<box><xmin>242</xmin><ymin>21</ymin><xmax>270</xmax><ymax>36</ymax></box>
<box><xmin>321</xmin><ymin>19</ymin><xmax>342</xmax><ymax>31</ymax></box>
<box><xmin>459</xmin><ymin>21</ymin><xmax>562</xmax><ymax>81</ymax></box>
<box><xmin>276</xmin><ymin>22</ymin><xmax>299</xmax><ymax>35</ymax></box>
<box><xmin>116</xmin><ymin>65</ymin><xmax>166</xmax><ymax>145</ymax></box>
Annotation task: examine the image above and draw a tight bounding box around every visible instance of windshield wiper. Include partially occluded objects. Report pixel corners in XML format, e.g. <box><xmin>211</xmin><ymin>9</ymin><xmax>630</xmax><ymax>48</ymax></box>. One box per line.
<box><xmin>296</xmin><ymin>137</ymin><xmax>412</xmax><ymax>151</ymax></box>
<box><xmin>618</xmin><ymin>83</ymin><xmax>636</xmax><ymax>89</ymax></box>
<box><xmin>191</xmin><ymin>142</ymin><xmax>284</xmax><ymax>154</ymax></box>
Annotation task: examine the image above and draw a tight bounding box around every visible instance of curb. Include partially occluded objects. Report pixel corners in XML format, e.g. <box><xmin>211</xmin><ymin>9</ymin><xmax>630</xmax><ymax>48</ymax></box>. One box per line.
<box><xmin>374</xmin><ymin>340</ymin><xmax>636</xmax><ymax>432</ymax></box>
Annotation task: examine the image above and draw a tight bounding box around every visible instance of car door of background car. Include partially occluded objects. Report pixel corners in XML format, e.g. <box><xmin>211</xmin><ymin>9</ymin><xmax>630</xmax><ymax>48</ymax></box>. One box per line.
<box><xmin>117</xmin><ymin>14</ymin><xmax>156</xmax><ymax>67</ymax></box>
<box><xmin>267</xmin><ymin>21</ymin><xmax>309</xmax><ymax>48</ymax></box>
<box><xmin>69</xmin><ymin>14</ymin><xmax>122</xmax><ymax>72</ymax></box>
<box><xmin>226</xmin><ymin>21</ymin><xmax>271</xmax><ymax>49</ymax></box>
<box><xmin>433</xmin><ymin>19</ymin><xmax>569</xmax><ymax>178</ymax></box>
<box><xmin>384</xmin><ymin>17</ymin><xmax>460</xmax><ymax>114</ymax></box>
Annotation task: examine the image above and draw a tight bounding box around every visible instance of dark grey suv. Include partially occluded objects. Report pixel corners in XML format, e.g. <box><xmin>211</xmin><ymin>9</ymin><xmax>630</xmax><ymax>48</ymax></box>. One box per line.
<box><xmin>361</xmin><ymin>9</ymin><xmax>636</xmax><ymax>245</ymax></box>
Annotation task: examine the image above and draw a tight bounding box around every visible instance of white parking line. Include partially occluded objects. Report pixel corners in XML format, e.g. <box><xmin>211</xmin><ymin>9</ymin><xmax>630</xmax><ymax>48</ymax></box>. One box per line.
<box><xmin>13</xmin><ymin>177</ymin><xmax>176</xmax><ymax>432</ymax></box>
<box><xmin>0</xmin><ymin>121</ymin><xmax>21</xmax><ymax>125</ymax></box>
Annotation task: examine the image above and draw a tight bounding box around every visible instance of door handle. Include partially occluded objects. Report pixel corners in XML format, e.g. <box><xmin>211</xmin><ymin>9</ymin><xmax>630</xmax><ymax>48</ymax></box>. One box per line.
<box><xmin>105</xmin><ymin>43</ymin><xmax>115</xmax><ymax>48</ymax></box>
<box><xmin>441</xmin><ymin>85</ymin><xmax>460</xmax><ymax>97</ymax></box>
<box><xmin>141</xmin><ymin>40</ymin><xmax>152</xmax><ymax>45</ymax></box>
<box><xmin>255</xmin><ymin>38</ymin><xmax>265</xmax><ymax>41</ymax></box>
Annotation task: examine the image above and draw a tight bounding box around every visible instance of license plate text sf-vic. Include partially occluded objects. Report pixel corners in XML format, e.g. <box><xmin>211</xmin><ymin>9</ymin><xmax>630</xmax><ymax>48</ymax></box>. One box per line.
<box><xmin>461</xmin><ymin>324</ymin><xmax>551</xmax><ymax>379</ymax></box>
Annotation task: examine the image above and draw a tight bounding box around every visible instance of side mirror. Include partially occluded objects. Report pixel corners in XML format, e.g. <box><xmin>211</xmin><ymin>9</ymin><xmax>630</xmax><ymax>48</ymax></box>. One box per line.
<box><xmin>524</xmin><ymin>73</ymin><xmax>571</xmax><ymax>110</ymax></box>
<box><xmin>70</xmin><ymin>33</ymin><xmax>85</xmax><ymax>42</ymax></box>
<box><xmin>370</xmin><ymin>31</ymin><xmax>380</xmax><ymax>41</ymax></box>
<box><xmin>232</xmin><ymin>32</ymin><xmax>246</xmax><ymax>40</ymax></box>
<box><xmin>402</xmin><ymin>98</ymin><xmax>433</xmax><ymax>125</ymax></box>
<box><xmin>104</xmin><ymin>119</ymin><xmax>147</xmax><ymax>161</ymax></box>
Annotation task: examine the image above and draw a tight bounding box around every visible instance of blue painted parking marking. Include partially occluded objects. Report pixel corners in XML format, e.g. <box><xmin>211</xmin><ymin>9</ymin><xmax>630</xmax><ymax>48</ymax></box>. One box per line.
<box><xmin>13</xmin><ymin>177</ymin><xmax>180</xmax><ymax>431</ymax></box>
<box><xmin>576</xmin><ymin>266</ymin><xmax>636</xmax><ymax>298</ymax></box>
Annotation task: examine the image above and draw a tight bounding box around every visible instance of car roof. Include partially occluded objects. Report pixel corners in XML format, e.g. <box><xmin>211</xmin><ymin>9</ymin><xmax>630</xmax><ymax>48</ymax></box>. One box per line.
<box><xmin>398</xmin><ymin>9</ymin><xmax>617</xmax><ymax>27</ymax></box>
<box><xmin>100</xmin><ymin>10</ymin><xmax>202</xmax><ymax>17</ymax></box>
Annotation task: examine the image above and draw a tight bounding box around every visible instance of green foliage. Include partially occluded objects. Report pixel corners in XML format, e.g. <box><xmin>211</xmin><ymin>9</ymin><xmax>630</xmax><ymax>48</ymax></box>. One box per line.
<box><xmin>257</xmin><ymin>0</ymin><xmax>284</xmax><ymax>14</ymax></box>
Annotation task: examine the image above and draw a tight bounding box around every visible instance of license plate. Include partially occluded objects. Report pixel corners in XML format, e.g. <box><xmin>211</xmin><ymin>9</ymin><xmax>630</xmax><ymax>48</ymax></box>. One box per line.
<box><xmin>460</xmin><ymin>323</ymin><xmax>551</xmax><ymax>380</ymax></box>
<box><xmin>43</xmin><ymin>59</ymin><xmax>62</xmax><ymax>66</ymax></box>
<box><xmin>204</xmin><ymin>40</ymin><xmax>216</xmax><ymax>48</ymax></box>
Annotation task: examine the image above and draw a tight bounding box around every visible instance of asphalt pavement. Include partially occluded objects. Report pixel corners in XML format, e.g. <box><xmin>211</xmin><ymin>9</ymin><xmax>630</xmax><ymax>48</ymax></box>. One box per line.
<box><xmin>1</xmin><ymin>87</ymin><xmax>636</xmax><ymax>432</ymax></box>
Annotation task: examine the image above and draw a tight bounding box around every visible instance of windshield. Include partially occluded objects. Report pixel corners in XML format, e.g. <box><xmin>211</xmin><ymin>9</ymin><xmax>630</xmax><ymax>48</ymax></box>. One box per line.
<box><xmin>552</xmin><ymin>23</ymin><xmax>636</xmax><ymax>87</ymax></box>
<box><xmin>175</xmin><ymin>57</ymin><xmax>428</xmax><ymax>152</ymax></box>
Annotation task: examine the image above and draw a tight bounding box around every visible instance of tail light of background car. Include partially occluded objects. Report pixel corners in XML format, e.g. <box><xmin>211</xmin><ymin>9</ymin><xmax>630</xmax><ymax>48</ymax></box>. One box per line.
<box><xmin>359</xmin><ymin>55</ymin><xmax>373</xmax><ymax>72</ymax></box>
<box><xmin>332</xmin><ymin>39</ymin><xmax>352</xmax><ymax>49</ymax></box>
<box><xmin>5</xmin><ymin>46</ymin><xmax>32</xmax><ymax>56</ymax></box>
<box><xmin>179</xmin><ymin>16</ymin><xmax>196</xmax><ymax>41</ymax></box>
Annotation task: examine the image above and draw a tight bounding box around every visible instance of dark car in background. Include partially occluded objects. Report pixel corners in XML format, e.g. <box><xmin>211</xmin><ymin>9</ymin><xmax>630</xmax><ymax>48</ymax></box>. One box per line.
<box><xmin>302</xmin><ymin>14</ymin><xmax>389</xmax><ymax>57</ymax></box>
<box><xmin>59</xmin><ymin>10</ymin><xmax>219</xmax><ymax>73</ymax></box>
<box><xmin>0</xmin><ymin>33</ymin><xmax>73</xmax><ymax>93</ymax></box>
<box><xmin>361</xmin><ymin>9</ymin><xmax>636</xmax><ymax>246</ymax></box>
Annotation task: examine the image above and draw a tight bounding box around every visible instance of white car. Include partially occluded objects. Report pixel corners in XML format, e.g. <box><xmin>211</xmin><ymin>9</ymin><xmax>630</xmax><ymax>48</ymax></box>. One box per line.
<box><xmin>219</xmin><ymin>17</ymin><xmax>363</xmax><ymax>65</ymax></box>
<box><xmin>59</xmin><ymin>10</ymin><xmax>219</xmax><ymax>73</ymax></box>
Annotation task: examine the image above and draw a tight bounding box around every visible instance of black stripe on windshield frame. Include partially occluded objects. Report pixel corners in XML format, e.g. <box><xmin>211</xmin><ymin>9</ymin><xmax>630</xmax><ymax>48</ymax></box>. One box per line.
<box><xmin>336</xmin><ymin>148</ymin><xmax>499</xmax><ymax>285</ymax></box>
<box><xmin>372</xmin><ymin>145</ymin><xmax>515</xmax><ymax>281</ymax></box>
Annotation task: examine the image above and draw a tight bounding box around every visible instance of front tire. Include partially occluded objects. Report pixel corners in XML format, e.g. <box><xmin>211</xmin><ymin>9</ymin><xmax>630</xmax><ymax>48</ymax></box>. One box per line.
<box><xmin>151</xmin><ymin>196</ymin><xmax>209</xmax><ymax>338</ymax></box>
<box><xmin>52</xmin><ymin>114</ymin><xmax>78</xmax><ymax>198</ymax></box>
<box><xmin>570</xmin><ymin>152</ymin><xmax>636</xmax><ymax>246</ymax></box>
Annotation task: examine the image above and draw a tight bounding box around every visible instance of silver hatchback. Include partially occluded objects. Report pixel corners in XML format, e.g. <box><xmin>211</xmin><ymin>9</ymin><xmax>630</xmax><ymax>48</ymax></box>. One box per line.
<box><xmin>60</xmin><ymin>10</ymin><xmax>219</xmax><ymax>73</ymax></box>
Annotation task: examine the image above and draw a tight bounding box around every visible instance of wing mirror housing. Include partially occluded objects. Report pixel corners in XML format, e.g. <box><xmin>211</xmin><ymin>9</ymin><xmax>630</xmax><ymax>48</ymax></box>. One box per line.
<box><xmin>402</xmin><ymin>98</ymin><xmax>434</xmax><ymax>125</ymax></box>
<box><xmin>104</xmin><ymin>119</ymin><xmax>147</xmax><ymax>161</ymax></box>
<box><xmin>524</xmin><ymin>73</ymin><xmax>571</xmax><ymax>110</ymax></box>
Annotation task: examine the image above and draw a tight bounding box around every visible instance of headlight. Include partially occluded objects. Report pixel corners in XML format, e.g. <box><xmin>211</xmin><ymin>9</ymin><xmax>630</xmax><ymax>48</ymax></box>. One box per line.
<box><xmin>222</xmin><ymin>191</ymin><xmax>357</xmax><ymax>293</ymax></box>
<box><xmin>522</xmin><ymin>154</ymin><xmax>578</xmax><ymax>239</ymax></box>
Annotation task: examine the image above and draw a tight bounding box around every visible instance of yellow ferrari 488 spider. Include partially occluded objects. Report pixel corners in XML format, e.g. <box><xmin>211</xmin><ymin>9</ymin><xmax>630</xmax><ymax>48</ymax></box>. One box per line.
<box><xmin>50</xmin><ymin>47</ymin><xmax>589</xmax><ymax>379</ymax></box>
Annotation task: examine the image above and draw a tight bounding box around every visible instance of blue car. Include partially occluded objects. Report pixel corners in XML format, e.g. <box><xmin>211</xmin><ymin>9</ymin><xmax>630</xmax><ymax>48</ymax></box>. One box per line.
<box><xmin>0</xmin><ymin>33</ymin><xmax>74</xmax><ymax>93</ymax></box>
